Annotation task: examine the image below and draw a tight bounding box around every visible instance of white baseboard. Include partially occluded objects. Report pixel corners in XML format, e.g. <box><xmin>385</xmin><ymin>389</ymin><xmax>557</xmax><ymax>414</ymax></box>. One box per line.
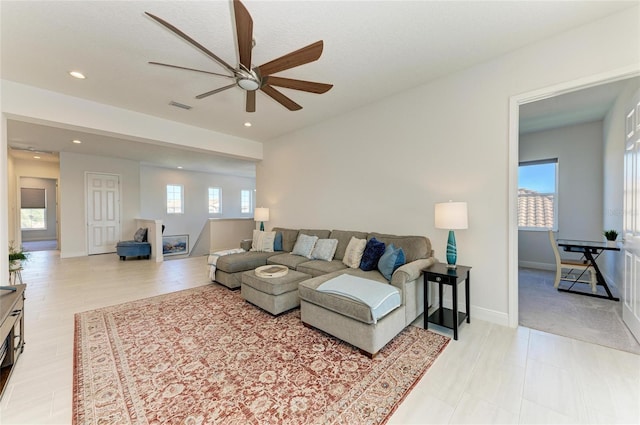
<box><xmin>471</xmin><ymin>305</ymin><xmax>509</xmax><ymax>327</ymax></box>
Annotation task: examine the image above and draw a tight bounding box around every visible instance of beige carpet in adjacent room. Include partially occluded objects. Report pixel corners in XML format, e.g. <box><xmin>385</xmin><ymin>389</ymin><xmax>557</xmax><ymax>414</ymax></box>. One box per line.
<box><xmin>519</xmin><ymin>267</ymin><xmax>640</xmax><ymax>354</ymax></box>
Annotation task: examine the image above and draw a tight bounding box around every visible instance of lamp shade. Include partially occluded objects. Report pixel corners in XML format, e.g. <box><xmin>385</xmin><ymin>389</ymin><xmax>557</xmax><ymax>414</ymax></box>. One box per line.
<box><xmin>434</xmin><ymin>202</ymin><xmax>468</xmax><ymax>230</ymax></box>
<box><xmin>254</xmin><ymin>207</ymin><xmax>270</xmax><ymax>222</ymax></box>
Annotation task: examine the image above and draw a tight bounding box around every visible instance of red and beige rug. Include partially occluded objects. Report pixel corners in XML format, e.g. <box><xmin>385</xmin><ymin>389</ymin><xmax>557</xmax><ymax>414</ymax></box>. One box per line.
<box><xmin>73</xmin><ymin>284</ymin><xmax>449</xmax><ymax>424</ymax></box>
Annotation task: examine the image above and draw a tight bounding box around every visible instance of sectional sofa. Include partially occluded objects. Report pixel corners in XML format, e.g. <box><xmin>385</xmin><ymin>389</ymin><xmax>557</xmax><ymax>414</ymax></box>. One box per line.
<box><xmin>212</xmin><ymin>227</ymin><xmax>436</xmax><ymax>356</ymax></box>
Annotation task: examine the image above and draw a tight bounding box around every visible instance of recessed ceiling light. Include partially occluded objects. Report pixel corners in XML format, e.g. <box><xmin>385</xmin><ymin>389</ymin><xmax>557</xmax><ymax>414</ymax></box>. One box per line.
<box><xmin>72</xmin><ymin>139</ymin><xmax>82</xmax><ymax>144</ymax></box>
<box><xmin>177</xmin><ymin>166</ymin><xmax>183</xmax><ymax>169</ymax></box>
<box><xmin>244</xmin><ymin>122</ymin><xmax>252</xmax><ymax>127</ymax></box>
<box><xmin>69</xmin><ymin>71</ymin><xmax>86</xmax><ymax>79</ymax></box>
<box><xmin>33</xmin><ymin>156</ymin><xmax>41</xmax><ymax>159</ymax></box>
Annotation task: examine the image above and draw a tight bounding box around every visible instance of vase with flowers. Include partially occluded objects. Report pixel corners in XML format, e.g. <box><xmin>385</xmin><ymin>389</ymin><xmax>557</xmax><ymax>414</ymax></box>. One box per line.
<box><xmin>8</xmin><ymin>241</ymin><xmax>29</xmax><ymax>271</ymax></box>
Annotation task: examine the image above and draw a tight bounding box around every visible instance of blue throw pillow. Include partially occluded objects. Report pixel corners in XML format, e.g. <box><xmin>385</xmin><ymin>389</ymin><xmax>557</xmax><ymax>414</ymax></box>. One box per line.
<box><xmin>359</xmin><ymin>238</ymin><xmax>386</xmax><ymax>271</ymax></box>
<box><xmin>378</xmin><ymin>244</ymin><xmax>406</xmax><ymax>281</ymax></box>
<box><xmin>274</xmin><ymin>232</ymin><xmax>283</xmax><ymax>251</ymax></box>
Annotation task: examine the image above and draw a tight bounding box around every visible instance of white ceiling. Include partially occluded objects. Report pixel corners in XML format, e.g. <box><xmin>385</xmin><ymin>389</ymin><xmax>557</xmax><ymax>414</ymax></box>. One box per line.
<box><xmin>2</xmin><ymin>0</ymin><xmax>637</xmax><ymax>173</ymax></box>
<box><xmin>519</xmin><ymin>77</ymin><xmax>640</xmax><ymax>134</ymax></box>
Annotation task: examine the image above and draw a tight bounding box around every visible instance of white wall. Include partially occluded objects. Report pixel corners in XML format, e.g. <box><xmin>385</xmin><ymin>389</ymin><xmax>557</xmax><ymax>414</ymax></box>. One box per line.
<box><xmin>59</xmin><ymin>152</ymin><xmax>140</xmax><ymax>258</ymax></box>
<box><xmin>140</xmin><ymin>165</ymin><xmax>256</xmax><ymax>255</ymax></box>
<box><xmin>518</xmin><ymin>120</ymin><xmax>604</xmax><ymax>269</ymax></box>
<box><xmin>258</xmin><ymin>7</ymin><xmax>640</xmax><ymax>326</ymax></box>
<box><xmin>602</xmin><ymin>80</ymin><xmax>639</xmax><ymax>287</ymax></box>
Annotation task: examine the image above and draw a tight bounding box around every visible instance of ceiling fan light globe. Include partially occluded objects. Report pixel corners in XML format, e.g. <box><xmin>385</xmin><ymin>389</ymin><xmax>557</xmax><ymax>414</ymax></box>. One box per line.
<box><xmin>237</xmin><ymin>78</ymin><xmax>260</xmax><ymax>91</ymax></box>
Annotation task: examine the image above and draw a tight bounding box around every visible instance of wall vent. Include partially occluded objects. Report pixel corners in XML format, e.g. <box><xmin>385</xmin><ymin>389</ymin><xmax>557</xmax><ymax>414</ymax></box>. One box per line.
<box><xmin>169</xmin><ymin>101</ymin><xmax>192</xmax><ymax>110</ymax></box>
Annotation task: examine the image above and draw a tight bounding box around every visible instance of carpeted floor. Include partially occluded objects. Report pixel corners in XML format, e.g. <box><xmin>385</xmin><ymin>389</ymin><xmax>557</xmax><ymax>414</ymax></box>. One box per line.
<box><xmin>519</xmin><ymin>267</ymin><xmax>640</xmax><ymax>354</ymax></box>
<box><xmin>73</xmin><ymin>284</ymin><xmax>450</xmax><ymax>424</ymax></box>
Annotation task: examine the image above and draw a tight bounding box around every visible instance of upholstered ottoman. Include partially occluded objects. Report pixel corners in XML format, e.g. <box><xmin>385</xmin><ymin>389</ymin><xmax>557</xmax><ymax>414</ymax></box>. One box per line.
<box><xmin>241</xmin><ymin>268</ymin><xmax>311</xmax><ymax>315</ymax></box>
<box><xmin>116</xmin><ymin>241</ymin><xmax>151</xmax><ymax>260</ymax></box>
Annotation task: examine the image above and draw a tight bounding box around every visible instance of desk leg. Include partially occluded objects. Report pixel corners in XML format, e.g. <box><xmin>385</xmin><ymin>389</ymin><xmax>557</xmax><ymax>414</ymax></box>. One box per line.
<box><xmin>558</xmin><ymin>250</ymin><xmax>620</xmax><ymax>301</ymax></box>
<box><xmin>466</xmin><ymin>272</ymin><xmax>471</xmax><ymax>324</ymax></box>
<box><xmin>452</xmin><ymin>279</ymin><xmax>458</xmax><ymax>341</ymax></box>
<box><xmin>584</xmin><ymin>250</ymin><xmax>618</xmax><ymax>300</ymax></box>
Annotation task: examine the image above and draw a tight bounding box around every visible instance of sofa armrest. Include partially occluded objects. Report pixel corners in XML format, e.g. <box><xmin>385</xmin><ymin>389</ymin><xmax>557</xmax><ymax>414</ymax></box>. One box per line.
<box><xmin>240</xmin><ymin>239</ymin><xmax>252</xmax><ymax>251</ymax></box>
<box><xmin>390</xmin><ymin>257</ymin><xmax>435</xmax><ymax>289</ymax></box>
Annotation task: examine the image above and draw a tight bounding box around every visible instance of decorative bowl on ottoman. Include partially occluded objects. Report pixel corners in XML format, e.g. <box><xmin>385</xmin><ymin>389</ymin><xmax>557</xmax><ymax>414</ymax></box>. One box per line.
<box><xmin>241</xmin><ymin>269</ymin><xmax>310</xmax><ymax>315</ymax></box>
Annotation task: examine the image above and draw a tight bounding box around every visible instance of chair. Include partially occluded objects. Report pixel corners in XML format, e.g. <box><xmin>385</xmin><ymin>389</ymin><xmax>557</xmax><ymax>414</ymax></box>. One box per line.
<box><xmin>548</xmin><ymin>230</ymin><xmax>597</xmax><ymax>293</ymax></box>
<box><xmin>116</xmin><ymin>227</ymin><xmax>151</xmax><ymax>261</ymax></box>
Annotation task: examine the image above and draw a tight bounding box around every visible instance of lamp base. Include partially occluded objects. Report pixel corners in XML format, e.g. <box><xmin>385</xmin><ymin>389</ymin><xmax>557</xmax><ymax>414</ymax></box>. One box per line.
<box><xmin>260</xmin><ymin>222</ymin><xmax>264</xmax><ymax>231</ymax></box>
<box><xmin>446</xmin><ymin>229</ymin><xmax>458</xmax><ymax>269</ymax></box>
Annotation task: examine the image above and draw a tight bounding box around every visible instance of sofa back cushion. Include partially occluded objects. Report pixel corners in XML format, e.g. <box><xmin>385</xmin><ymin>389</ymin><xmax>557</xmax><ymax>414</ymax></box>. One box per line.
<box><xmin>272</xmin><ymin>227</ymin><xmax>299</xmax><ymax>252</ymax></box>
<box><xmin>329</xmin><ymin>230</ymin><xmax>369</xmax><ymax>261</ymax></box>
<box><xmin>299</xmin><ymin>229</ymin><xmax>331</xmax><ymax>239</ymax></box>
<box><xmin>367</xmin><ymin>232</ymin><xmax>431</xmax><ymax>263</ymax></box>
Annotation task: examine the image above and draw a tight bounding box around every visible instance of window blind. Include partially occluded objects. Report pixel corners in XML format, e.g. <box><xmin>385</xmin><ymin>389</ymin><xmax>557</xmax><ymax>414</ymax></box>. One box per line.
<box><xmin>21</xmin><ymin>188</ymin><xmax>46</xmax><ymax>208</ymax></box>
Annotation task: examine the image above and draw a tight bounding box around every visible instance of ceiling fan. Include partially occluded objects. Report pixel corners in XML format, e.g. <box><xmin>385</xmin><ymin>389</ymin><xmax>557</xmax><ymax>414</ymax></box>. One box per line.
<box><xmin>146</xmin><ymin>0</ymin><xmax>333</xmax><ymax>112</ymax></box>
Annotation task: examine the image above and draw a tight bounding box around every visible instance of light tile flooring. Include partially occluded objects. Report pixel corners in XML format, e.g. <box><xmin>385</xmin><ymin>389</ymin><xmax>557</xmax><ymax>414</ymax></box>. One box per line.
<box><xmin>1</xmin><ymin>251</ymin><xmax>639</xmax><ymax>424</ymax></box>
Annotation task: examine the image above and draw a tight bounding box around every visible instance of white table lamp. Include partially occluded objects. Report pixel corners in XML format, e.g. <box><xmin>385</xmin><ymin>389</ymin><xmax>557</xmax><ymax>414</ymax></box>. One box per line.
<box><xmin>254</xmin><ymin>207</ymin><xmax>269</xmax><ymax>231</ymax></box>
<box><xmin>434</xmin><ymin>201</ymin><xmax>468</xmax><ymax>269</ymax></box>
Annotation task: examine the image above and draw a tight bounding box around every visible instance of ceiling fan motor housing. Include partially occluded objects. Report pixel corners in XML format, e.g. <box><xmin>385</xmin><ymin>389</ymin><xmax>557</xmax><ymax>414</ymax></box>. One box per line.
<box><xmin>236</xmin><ymin>68</ymin><xmax>261</xmax><ymax>91</ymax></box>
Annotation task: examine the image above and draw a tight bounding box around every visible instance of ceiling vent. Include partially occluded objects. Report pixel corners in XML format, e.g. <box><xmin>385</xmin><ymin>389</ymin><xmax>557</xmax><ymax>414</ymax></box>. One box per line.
<box><xmin>169</xmin><ymin>101</ymin><xmax>192</xmax><ymax>110</ymax></box>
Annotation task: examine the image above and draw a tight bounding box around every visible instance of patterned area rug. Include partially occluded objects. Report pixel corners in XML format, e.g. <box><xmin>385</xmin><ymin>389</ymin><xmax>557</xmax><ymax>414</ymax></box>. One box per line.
<box><xmin>73</xmin><ymin>284</ymin><xmax>449</xmax><ymax>424</ymax></box>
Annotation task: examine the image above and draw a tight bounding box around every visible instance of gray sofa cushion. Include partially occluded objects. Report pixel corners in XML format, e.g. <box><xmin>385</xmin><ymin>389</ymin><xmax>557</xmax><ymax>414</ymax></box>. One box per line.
<box><xmin>299</xmin><ymin>229</ymin><xmax>331</xmax><ymax>239</ymax></box>
<box><xmin>329</xmin><ymin>230</ymin><xmax>368</xmax><ymax>261</ymax></box>
<box><xmin>272</xmin><ymin>227</ymin><xmax>299</xmax><ymax>252</ymax></box>
<box><xmin>267</xmin><ymin>252</ymin><xmax>312</xmax><ymax>269</ymax></box>
<box><xmin>216</xmin><ymin>251</ymin><xmax>276</xmax><ymax>273</ymax></box>
<box><xmin>299</xmin><ymin>269</ymin><xmax>391</xmax><ymax>324</ymax></box>
<box><xmin>297</xmin><ymin>259</ymin><xmax>348</xmax><ymax>277</ymax></box>
<box><xmin>367</xmin><ymin>232</ymin><xmax>430</xmax><ymax>263</ymax></box>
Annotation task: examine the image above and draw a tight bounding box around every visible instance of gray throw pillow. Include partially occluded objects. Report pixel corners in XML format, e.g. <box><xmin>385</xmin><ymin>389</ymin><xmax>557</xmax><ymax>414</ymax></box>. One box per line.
<box><xmin>291</xmin><ymin>234</ymin><xmax>319</xmax><ymax>259</ymax></box>
<box><xmin>133</xmin><ymin>227</ymin><xmax>148</xmax><ymax>242</ymax></box>
<box><xmin>311</xmin><ymin>239</ymin><xmax>338</xmax><ymax>261</ymax></box>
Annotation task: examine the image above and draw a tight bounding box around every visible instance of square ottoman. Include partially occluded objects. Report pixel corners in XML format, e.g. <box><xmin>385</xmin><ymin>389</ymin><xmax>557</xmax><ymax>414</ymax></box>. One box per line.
<box><xmin>241</xmin><ymin>268</ymin><xmax>310</xmax><ymax>315</ymax></box>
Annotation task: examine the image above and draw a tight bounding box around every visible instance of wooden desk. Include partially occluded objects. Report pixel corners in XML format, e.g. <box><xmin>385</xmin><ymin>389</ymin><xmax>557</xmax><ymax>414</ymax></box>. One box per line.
<box><xmin>556</xmin><ymin>239</ymin><xmax>620</xmax><ymax>301</ymax></box>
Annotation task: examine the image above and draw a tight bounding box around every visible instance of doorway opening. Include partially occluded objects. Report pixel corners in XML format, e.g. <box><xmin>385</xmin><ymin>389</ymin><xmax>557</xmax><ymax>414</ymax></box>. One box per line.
<box><xmin>512</xmin><ymin>74</ymin><xmax>640</xmax><ymax>354</ymax></box>
<box><xmin>19</xmin><ymin>176</ymin><xmax>59</xmax><ymax>252</ymax></box>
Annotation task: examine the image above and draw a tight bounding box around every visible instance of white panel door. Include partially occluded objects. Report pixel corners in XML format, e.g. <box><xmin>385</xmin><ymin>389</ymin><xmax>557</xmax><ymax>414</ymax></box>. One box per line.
<box><xmin>87</xmin><ymin>173</ymin><xmax>120</xmax><ymax>255</ymax></box>
<box><xmin>623</xmin><ymin>90</ymin><xmax>640</xmax><ymax>342</ymax></box>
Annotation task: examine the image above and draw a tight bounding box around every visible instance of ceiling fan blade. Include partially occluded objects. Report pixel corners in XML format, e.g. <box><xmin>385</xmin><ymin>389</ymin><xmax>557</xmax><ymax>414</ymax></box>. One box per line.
<box><xmin>145</xmin><ymin>12</ymin><xmax>236</xmax><ymax>74</ymax></box>
<box><xmin>266</xmin><ymin>76</ymin><xmax>333</xmax><ymax>94</ymax></box>
<box><xmin>260</xmin><ymin>85</ymin><xmax>302</xmax><ymax>111</ymax></box>
<box><xmin>149</xmin><ymin>62</ymin><xmax>234</xmax><ymax>79</ymax></box>
<box><xmin>258</xmin><ymin>40</ymin><xmax>324</xmax><ymax>77</ymax></box>
<box><xmin>233</xmin><ymin>0</ymin><xmax>253</xmax><ymax>70</ymax></box>
<box><xmin>246</xmin><ymin>91</ymin><xmax>256</xmax><ymax>113</ymax></box>
<box><xmin>195</xmin><ymin>83</ymin><xmax>236</xmax><ymax>99</ymax></box>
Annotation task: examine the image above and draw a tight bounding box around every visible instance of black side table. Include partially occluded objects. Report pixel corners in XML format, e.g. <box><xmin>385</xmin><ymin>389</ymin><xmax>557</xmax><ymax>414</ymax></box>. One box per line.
<box><xmin>424</xmin><ymin>263</ymin><xmax>471</xmax><ymax>340</ymax></box>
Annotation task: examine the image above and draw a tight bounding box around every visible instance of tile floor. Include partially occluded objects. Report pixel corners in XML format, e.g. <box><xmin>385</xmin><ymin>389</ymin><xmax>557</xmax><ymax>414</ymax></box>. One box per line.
<box><xmin>1</xmin><ymin>251</ymin><xmax>639</xmax><ymax>424</ymax></box>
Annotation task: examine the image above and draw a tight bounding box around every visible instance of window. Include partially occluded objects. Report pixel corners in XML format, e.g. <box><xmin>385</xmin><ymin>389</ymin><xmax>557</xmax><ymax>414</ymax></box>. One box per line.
<box><xmin>240</xmin><ymin>189</ymin><xmax>253</xmax><ymax>214</ymax></box>
<box><xmin>20</xmin><ymin>188</ymin><xmax>46</xmax><ymax>230</ymax></box>
<box><xmin>208</xmin><ymin>187</ymin><xmax>221</xmax><ymax>214</ymax></box>
<box><xmin>166</xmin><ymin>184</ymin><xmax>184</xmax><ymax>214</ymax></box>
<box><xmin>518</xmin><ymin>159</ymin><xmax>558</xmax><ymax>230</ymax></box>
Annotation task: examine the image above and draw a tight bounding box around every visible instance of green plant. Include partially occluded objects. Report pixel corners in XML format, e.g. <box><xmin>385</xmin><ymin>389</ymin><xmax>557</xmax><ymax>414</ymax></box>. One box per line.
<box><xmin>8</xmin><ymin>241</ymin><xmax>29</xmax><ymax>264</ymax></box>
<box><xmin>603</xmin><ymin>230</ymin><xmax>619</xmax><ymax>241</ymax></box>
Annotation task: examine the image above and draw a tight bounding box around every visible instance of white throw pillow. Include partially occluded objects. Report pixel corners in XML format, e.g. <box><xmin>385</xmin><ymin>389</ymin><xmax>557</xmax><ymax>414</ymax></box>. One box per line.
<box><xmin>250</xmin><ymin>230</ymin><xmax>275</xmax><ymax>252</ymax></box>
<box><xmin>311</xmin><ymin>239</ymin><xmax>339</xmax><ymax>261</ymax></box>
<box><xmin>342</xmin><ymin>236</ymin><xmax>367</xmax><ymax>268</ymax></box>
<box><xmin>291</xmin><ymin>234</ymin><xmax>319</xmax><ymax>259</ymax></box>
